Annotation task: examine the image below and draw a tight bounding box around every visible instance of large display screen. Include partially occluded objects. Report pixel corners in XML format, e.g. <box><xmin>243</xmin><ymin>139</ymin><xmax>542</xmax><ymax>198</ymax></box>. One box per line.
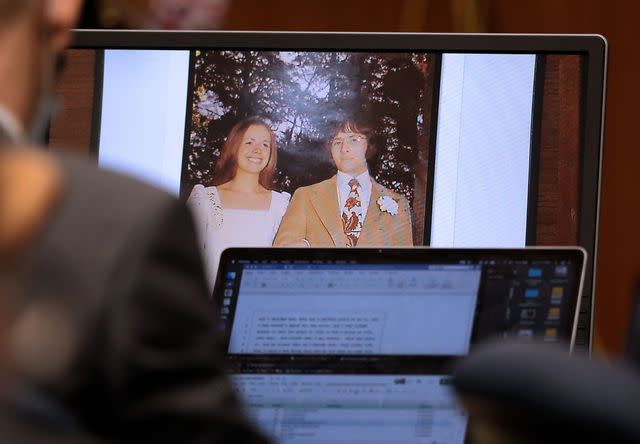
<box><xmin>50</xmin><ymin>46</ymin><xmax>588</xmax><ymax>294</ymax></box>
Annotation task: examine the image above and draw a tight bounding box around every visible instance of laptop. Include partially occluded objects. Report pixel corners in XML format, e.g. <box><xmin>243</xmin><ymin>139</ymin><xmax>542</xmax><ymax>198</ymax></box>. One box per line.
<box><xmin>213</xmin><ymin>247</ymin><xmax>586</xmax><ymax>444</ymax></box>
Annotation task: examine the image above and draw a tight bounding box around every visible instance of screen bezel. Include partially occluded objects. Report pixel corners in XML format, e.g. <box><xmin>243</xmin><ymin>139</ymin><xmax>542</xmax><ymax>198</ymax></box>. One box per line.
<box><xmin>215</xmin><ymin>246</ymin><xmax>587</xmax><ymax>365</ymax></box>
<box><xmin>68</xmin><ymin>30</ymin><xmax>606</xmax><ymax>351</ymax></box>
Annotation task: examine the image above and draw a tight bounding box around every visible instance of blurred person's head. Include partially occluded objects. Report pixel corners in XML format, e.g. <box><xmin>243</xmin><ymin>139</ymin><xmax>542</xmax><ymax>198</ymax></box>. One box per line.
<box><xmin>80</xmin><ymin>0</ymin><xmax>228</xmax><ymax>29</ymax></box>
<box><xmin>0</xmin><ymin>0</ymin><xmax>80</xmax><ymax>394</ymax></box>
<box><xmin>454</xmin><ymin>340</ymin><xmax>640</xmax><ymax>443</ymax></box>
<box><xmin>0</xmin><ymin>0</ymin><xmax>84</xmax><ymax>143</ymax></box>
<box><xmin>210</xmin><ymin>117</ymin><xmax>278</xmax><ymax>189</ymax></box>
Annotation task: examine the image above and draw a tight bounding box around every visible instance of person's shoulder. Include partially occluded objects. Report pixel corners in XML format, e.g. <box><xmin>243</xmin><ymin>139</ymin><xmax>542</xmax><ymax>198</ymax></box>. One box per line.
<box><xmin>55</xmin><ymin>151</ymin><xmax>177</xmax><ymax>221</ymax></box>
<box><xmin>19</xmin><ymin>151</ymin><xmax>194</xmax><ymax>307</ymax></box>
<box><xmin>292</xmin><ymin>176</ymin><xmax>336</xmax><ymax>197</ymax></box>
<box><xmin>191</xmin><ymin>184</ymin><xmax>207</xmax><ymax>193</ymax></box>
<box><xmin>272</xmin><ymin>190</ymin><xmax>291</xmax><ymax>202</ymax></box>
<box><xmin>270</xmin><ymin>190</ymin><xmax>291</xmax><ymax>218</ymax></box>
<box><xmin>271</xmin><ymin>190</ymin><xmax>291</xmax><ymax>200</ymax></box>
<box><xmin>314</xmin><ymin>176</ymin><xmax>337</xmax><ymax>188</ymax></box>
<box><xmin>187</xmin><ymin>183</ymin><xmax>216</xmax><ymax>201</ymax></box>
<box><xmin>49</xmin><ymin>152</ymin><xmax>191</xmax><ymax>256</ymax></box>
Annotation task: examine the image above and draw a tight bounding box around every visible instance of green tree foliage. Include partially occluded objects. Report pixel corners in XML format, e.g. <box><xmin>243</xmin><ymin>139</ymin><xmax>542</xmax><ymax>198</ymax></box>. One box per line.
<box><xmin>183</xmin><ymin>50</ymin><xmax>436</xmax><ymax>232</ymax></box>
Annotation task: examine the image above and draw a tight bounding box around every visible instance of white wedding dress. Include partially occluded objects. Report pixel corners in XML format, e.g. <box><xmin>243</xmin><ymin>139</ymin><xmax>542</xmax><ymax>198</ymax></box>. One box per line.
<box><xmin>187</xmin><ymin>184</ymin><xmax>290</xmax><ymax>292</ymax></box>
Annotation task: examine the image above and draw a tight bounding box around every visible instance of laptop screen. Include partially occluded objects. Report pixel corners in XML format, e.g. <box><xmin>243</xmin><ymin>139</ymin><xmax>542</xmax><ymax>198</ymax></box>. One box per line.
<box><xmin>217</xmin><ymin>248</ymin><xmax>584</xmax><ymax>444</ymax></box>
<box><xmin>234</xmin><ymin>373</ymin><xmax>466</xmax><ymax>444</ymax></box>
<box><xmin>217</xmin><ymin>248</ymin><xmax>585</xmax><ymax>360</ymax></box>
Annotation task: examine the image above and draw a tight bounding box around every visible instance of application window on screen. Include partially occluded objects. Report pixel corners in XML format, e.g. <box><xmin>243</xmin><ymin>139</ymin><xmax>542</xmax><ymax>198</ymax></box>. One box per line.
<box><xmin>228</xmin><ymin>264</ymin><xmax>481</xmax><ymax>356</ymax></box>
<box><xmin>234</xmin><ymin>374</ymin><xmax>467</xmax><ymax>444</ymax></box>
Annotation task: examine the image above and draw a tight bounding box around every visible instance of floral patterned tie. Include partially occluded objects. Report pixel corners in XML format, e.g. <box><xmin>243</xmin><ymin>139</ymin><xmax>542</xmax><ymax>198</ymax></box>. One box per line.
<box><xmin>342</xmin><ymin>178</ymin><xmax>364</xmax><ymax>247</ymax></box>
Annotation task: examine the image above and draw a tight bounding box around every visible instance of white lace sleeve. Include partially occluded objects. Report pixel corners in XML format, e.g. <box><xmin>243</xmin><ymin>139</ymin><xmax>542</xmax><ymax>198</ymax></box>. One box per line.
<box><xmin>205</xmin><ymin>186</ymin><xmax>224</xmax><ymax>230</ymax></box>
<box><xmin>271</xmin><ymin>191</ymin><xmax>291</xmax><ymax>236</ymax></box>
<box><xmin>187</xmin><ymin>185</ymin><xmax>224</xmax><ymax>293</ymax></box>
<box><xmin>186</xmin><ymin>185</ymin><xmax>209</xmax><ymax>247</ymax></box>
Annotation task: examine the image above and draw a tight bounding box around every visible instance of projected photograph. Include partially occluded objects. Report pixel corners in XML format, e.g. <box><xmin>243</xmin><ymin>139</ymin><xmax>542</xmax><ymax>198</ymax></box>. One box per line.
<box><xmin>180</xmin><ymin>50</ymin><xmax>438</xmax><ymax>285</ymax></box>
<box><xmin>50</xmin><ymin>48</ymin><xmax>587</xmax><ymax>292</ymax></box>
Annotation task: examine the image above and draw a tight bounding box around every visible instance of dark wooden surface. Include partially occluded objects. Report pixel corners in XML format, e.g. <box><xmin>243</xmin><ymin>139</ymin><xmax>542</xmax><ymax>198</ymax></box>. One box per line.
<box><xmin>536</xmin><ymin>55</ymin><xmax>582</xmax><ymax>246</ymax></box>
<box><xmin>49</xmin><ymin>50</ymin><xmax>96</xmax><ymax>154</ymax></box>
<box><xmin>486</xmin><ymin>0</ymin><xmax>639</xmax><ymax>357</ymax></box>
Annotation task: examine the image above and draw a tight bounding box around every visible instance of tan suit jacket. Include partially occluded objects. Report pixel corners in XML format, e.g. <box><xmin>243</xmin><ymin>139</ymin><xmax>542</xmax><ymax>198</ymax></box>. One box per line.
<box><xmin>274</xmin><ymin>175</ymin><xmax>413</xmax><ymax>247</ymax></box>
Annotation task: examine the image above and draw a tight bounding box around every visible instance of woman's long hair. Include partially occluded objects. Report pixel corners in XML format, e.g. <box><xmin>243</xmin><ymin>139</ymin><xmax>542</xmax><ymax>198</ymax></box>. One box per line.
<box><xmin>207</xmin><ymin>117</ymin><xmax>278</xmax><ymax>190</ymax></box>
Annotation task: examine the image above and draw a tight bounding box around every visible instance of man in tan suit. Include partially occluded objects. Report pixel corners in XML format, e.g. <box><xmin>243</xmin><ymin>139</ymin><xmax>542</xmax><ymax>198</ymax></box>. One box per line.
<box><xmin>274</xmin><ymin>120</ymin><xmax>413</xmax><ymax>247</ymax></box>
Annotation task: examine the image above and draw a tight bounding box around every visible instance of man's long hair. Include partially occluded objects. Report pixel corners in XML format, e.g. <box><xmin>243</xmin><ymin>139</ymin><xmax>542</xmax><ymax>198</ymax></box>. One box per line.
<box><xmin>326</xmin><ymin>119</ymin><xmax>377</xmax><ymax>161</ymax></box>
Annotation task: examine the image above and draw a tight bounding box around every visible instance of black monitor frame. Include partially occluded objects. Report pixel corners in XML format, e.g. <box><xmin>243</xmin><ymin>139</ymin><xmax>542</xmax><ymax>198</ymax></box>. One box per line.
<box><xmin>68</xmin><ymin>30</ymin><xmax>607</xmax><ymax>351</ymax></box>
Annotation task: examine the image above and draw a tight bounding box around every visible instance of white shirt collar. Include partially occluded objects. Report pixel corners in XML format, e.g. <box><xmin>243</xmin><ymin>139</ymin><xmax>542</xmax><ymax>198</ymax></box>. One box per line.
<box><xmin>336</xmin><ymin>169</ymin><xmax>371</xmax><ymax>191</ymax></box>
<box><xmin>0</xmin><ymin>103</ymin><xmax>26</xmax><ymax>144</ymax></box>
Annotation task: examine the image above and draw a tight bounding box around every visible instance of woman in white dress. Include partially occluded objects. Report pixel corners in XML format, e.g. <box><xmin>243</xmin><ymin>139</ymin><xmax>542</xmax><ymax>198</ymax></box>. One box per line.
<box><xmin>187</xmin><ymin>117</ymin><xmax>290</xmax><ymax>291</ymax></box>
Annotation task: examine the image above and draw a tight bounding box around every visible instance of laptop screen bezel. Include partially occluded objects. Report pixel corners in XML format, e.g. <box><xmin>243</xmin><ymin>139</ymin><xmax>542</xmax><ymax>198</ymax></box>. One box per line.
<box><xmin>214</xmin><ymin>246</ymin><xmax>587</xmax><ymax>364</ymax></box>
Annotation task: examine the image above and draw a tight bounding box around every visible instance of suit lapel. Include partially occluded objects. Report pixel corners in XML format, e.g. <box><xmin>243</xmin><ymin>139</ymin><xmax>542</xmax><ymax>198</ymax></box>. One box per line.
<box><xmin>310</xmin><ymin>175</ymin><xmax>349</xmax><ymax>246</ymax></box>
<box><xmin>357</xmin><ymin>178</ymin><xmax>384</xmax><ymax>245</ymax></box>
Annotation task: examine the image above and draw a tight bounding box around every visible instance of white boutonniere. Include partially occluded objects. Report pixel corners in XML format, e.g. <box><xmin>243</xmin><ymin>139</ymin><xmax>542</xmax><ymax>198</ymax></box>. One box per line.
<box><xmin>377</xmin><ymin>195</ymin><xmax>399</xmax><ymax>216</ymax></box>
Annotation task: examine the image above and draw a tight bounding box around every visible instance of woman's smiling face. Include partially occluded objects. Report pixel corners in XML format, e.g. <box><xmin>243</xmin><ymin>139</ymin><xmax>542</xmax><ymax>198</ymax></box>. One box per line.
<box><xmin>236</xmin><ymin>124</ymin><xmax>272</xmax><ymax>175</ymax></box>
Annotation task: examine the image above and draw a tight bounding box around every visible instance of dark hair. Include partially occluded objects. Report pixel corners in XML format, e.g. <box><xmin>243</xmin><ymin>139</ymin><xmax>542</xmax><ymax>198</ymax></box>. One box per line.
<box><xmin>208</xmin><ymin>117</ymin><xmax>278</xmax><ymax>189</ymax></box>
<box><xmin>327</xmin><ymin>120</ymin><xmax>377</xmax><ymax>161</ymax></box>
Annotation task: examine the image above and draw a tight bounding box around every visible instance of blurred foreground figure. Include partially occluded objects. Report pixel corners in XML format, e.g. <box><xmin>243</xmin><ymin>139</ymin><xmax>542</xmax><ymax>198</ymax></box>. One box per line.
<box><xmin>0</xmin><ymin>1</ymin><xmax>267</xmax><ymax>443</ymax></box>
<box><xmin>0</xmin><ymin>149</ymin><xmax>70</xmax><ymax>442</ymax></box>
<box><xmin>454</xmin><ymin>341</ymin><xmax>640</xmax><ymax>444</ymax></box>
